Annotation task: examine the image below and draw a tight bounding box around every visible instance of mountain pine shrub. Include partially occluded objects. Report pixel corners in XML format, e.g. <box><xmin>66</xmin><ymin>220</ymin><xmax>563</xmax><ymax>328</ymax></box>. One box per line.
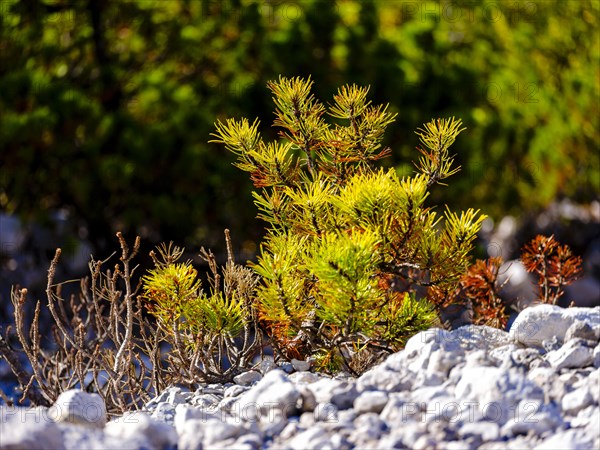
<box><xmin>211</xmin><ymin>76</ymin><xmax>487</xmax><ymax>373</ymax></box>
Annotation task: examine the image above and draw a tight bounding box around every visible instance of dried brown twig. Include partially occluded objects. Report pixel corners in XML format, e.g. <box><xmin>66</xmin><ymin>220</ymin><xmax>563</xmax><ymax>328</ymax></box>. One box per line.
<box><xmin>0</xmin><ymin>231</ymin><xmax>263</xmax><ymax>416</ymax></box>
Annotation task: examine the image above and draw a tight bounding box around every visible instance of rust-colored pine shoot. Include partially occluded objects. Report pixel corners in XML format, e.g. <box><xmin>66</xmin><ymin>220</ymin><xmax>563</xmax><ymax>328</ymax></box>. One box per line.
<box><xmin>521</xmin><ymin>234</ymin><xmax>583</xmax><ymax>305</ymax></box>
<box><xmin>460</xmin><ymin>256</ymin><xmax>508</xmax><ymax>329</ymax></box>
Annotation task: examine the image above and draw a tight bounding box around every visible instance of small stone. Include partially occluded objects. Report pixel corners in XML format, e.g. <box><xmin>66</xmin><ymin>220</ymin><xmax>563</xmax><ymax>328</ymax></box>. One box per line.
<box><xmin>288</xmin><ymin>371</ymin><xmax>321</xmax><ymax>385</ymax></box>
<box><xmin>545</xmin><ymin>339</ymin><xmax>594</xmax><ymax>369</ymax></box>
<box><xmin>376</xmin><ymin>433</ymin><xmax>413</xmax><ymax>450</ymax></box>
<box><xmin>291</xmin><ymin>358</ymin><xmax>311</xmax><ymax>372</ymax></box>
<box><xmin>217</xmin><ymin>396</ymin><xmax>239</xmax><ymax>413</ymax></box>
<box><xmin>306</xmin><ymin>378</ymin><xmax>341</xmax><ymax>405</ymax></box>
<box><xmin>413</xmin><ymin>435</ymin><xmax>438</xmax><ymax>450</ymax></box>
<box><xmin>357</xmin><ymin>366</ymin><xmax>413</xmax><ymax>392</ymax></box>
<box><xmin>234</xmin><ymin>370</ymin><xmax>263</xmax><ymax>386</ymax></box>
<box><xmin>259</xmin><ymin>357</ymin><xmax>278</xmax><ymax>374</ymax></box>
<box><xmin>234</xmin><ymin>433</ymin><xmax>264</xmax><ymax>450</ymax></box>
<box><xmin>501</xmin><ymin>399</ymin><xmax>563</xmax><ymax>438</ymax></box>
<box><xmin>279</xmin><ymin>421</ymin><xmax>302</xmax><ymax>440</ymax></box>
<box><xmin>307</xmin><ymin>377</ymin><xmax>358</xmax><ymax>410</ymax></box>
<box><xmin>565</xmin><ymin>321</ymin><xmax>599</xmax><ymax>344</ymax></box>
<box><xmin>351</xmin><ymin>413</ymin><xmax>388</xmax><ymax>443</ymax></box>
<box><xmin>534</xmin><ymin>428</ymin><xmax>596</xmax><ymax>450</ymax></box>
<box><xmin>527</xmin><ymin>366</ymin><xmax>558</xmax><ymax>390</ymax></box>
<box><xmin>297</xmin><ymin>385</ymin><xmax>317</xmax><ymax>412</ymax></box>
<box><xmin>501</xmin><ymin>347</ymin><xmax>544</xmax><ymax>370</ymax></box>
<box><xmin>153</xmin><ymin>386</ymin><xmax>188</xmax><ymax>406</ymax></box>
<box><xmin>463</xmin><ymin>349</ymin><xmax>495</xmax><ymax>368</ymax></box>
<box><xmin>0</xmin><ymin>406</ymin><xmax>64</xmax><ymax>450</ymax></box>
<box><xmin>451</xmin><ymin>325</ymin><xmax>513</xmax><ymax>351</ymax></box>
<box><xmin>202</xmin><ymin>419</ymin><xmax>245</xmax><ymax>446</ymax></box>
<box><xmin>278</xmin><ymin>361</ymin><xmax>295</xmax><ymax>373</ymax></box>
<box><xmin>353</xmin><ymin>390</ymin><xmax>389</xmax><ymax>414</ymax></box>
<box><xmin>176</xmin><ymin>419</ymin><xmax>205</xmax><ymax>450</ymax></box>
<box><xmin>167</xmin><ymin>387</ymin><xmax>191</xmax><ymax>405</ymax></box>
<box><xmin>196</xmin><ymin>384</ymin><xmax>224</xmax><ymax>395</ymax></box>
<box><xmin>571</xmin><ymin>404</ymin><xmax>600</xmax><ymax>431</ymax></box>
<box><xmin>174</xmin><ymin>403</ymin><xmax>220</xmax><ymax>435</ymax></box>
<box><xmin>421</xmin><ymin>396</ymin><xmax>462</xmax><ymax>424</ymax></box>
<box><xmin>455</xmin><ymin>366</ymin><xmax>544</xmax><ymax>425</ymax></box>
<box><xmin>459</xmin><ymin>421</ymin><xmax>501</xmax><ymax>442</ymax></box>
<box><xmin>299</xmin><ymin>410</ymin><xmax>316</xmax><ymax>427</ymax></box>
<box><xmin>330</xmin><ymin>383</ymin><xmax>359</xmax><ymax>410</ymax></box>
<box><xmin>150</xmin><ymin>402</ymin><xmax>176</xmax><ymax>425</ymax></box>
<box><xmin>380</xmin><ymin>395</ymin><xmax>415</xmax><ymax>423</ymax></box>
<box><xmin>509</xmin><ymin>304</ymin><xmax>600</xmax><ymax>347</ymax></box>
<box><xmin>259</xmin><ymin>410</ymin><xmax>288</xmax><ymax>438</ymax></box>
<box><xmin>235</xmin><ymin>369</ymin><xmax>301</xmax><ymax>420</ymax></box>
<box><xmin>443</xmin><ymin>441</ymin><xmax>473</xmax><ymax>450</ymax></box>
<box><xmin>562</xmin><ymin>387</ymin><xmax>593</xmax><ymax>415</ymax></box>
<box><xmin>48</xmin><ymin>389</ymin><xmax>107</xmax><ymax>428</ymax></box>
<box><xmin>337</xmin><ymin>408</ymin><xmax>357</xmax><ymax>425</ymax></box>
<box><xmin>593</xmin><ymin>344</ymin><xmax>600</xmax><ymax>368</ymax></box>
<box><xmin>287</xmin><ymin>426</ymin><xmax>329</xmax><ymax>450</ymax></box>
<box><xmin>314</xmin><ymin>402</ymin><xmax>338</xmax><ymax>422</ymax></box>
<box><xmin>406</xmin><ymin>331</ymin><xmax>466</xmax><ymax>376</ymax></box>
<box><xmin>542</xmin><ymin>336</ymin><xmax>562</xmax><ymax>352</ymax></box>
<box><xmin>409</xmin><ymin>385</ymin><xmax>449</xmax><ymax>404</ymax></box>
<box><xmin>224</xmin><ymin>384</ymin><xmax>249</xmax><ymax>398</ymax></box>
<box><xmin>190</xmin><ymin>393</ymin><xmax>220</xmax><ymax>409</ymax></box>
<box><xmin>105</xmin><ymin>411</ymin><xmax>178</xmax><ymax>450</ymax></box>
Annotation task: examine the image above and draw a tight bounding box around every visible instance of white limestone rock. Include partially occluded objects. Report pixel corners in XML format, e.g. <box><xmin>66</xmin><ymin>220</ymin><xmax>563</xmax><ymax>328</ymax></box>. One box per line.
<box><xmin>288</xmin><ymin>371</ymin><xmax>321</xmax><ymax>385</ymax></box>
<box><xmin>0</xmin><ymin>406</ymin><xmax>64</xmax><ymax>450</ymax></box>
<box><xmin>451</xmin><ymin>325</ymin><xmax>513</xmax><ymax>351</ymax></box>
<box><xmin>565</xmin><ymin>320</ymin><xmax>599</xmax><ymax>343</ymax></box>
<box><xmin>404</xmin><ymin>328</ymin><xmax>466</xmax><ymax>376</ymax></box>
<box><xmin>377</xmin><ymin>423</ymin><xmax>427</xmax><ymax>450</ymax></box>
<box><xmin>59</xmin><ymin>423</ymin><xmax>127</xmax><ymax>450</ymax></box>
<box><xmin>350</xmin><ymin>413</ymin><xmax>388</xmax><ymax>445</ymax></box>
<box><xmin>501</xmin><ymin>399</ymin><xmax>563</xmax><ymax>438</ymax></box>
<box><xmin>104</xmin><ymin>411</ymin><xmax>177</xmax><ymax>450</ymax></box>
<box><xmin>48</xmin><ymin>389</ymin><xmax>107</xmax><ymax>428</ymax></box>
<box><xmin>313</xmin><ymin>402</ymin><xmax>338</xmax><ymax>422</ymax></box>
<box><xmin>258</xmin><ymin>357</ymin><xmax>278</xmax><ymax>374</ymax></box>
<box><xmin>176</xmin><ymin>419</ymin><xmax>205</xmax><ymax>450</ymax></box>
<box><xmin>353</xmin><ymin>390</ymin><xmax>389</xmax><ymax>414</ymax></box>
<box><xmin>545</xmin><ymin>339</ymin><xmax>595</xmax><ymax>369</ymax></box>
<box><xmin>286</xmin><ymin>426</ymin><xmax>340</xmax><ymax>450</ymax></box>
<box><xmin>534</xmin><ymin>428</ymin><xmax>597</xmax><ymax>450</ymax></box>
<box><xmin>235</xmin><ymin>369</ymin><xmax>302</xmax><ymax>420</ymax></box>
<box><xmin>357</xmin><ymin>365</ymin><xmax>414</xmax><ymax>393</ymax></box>
<box><xmin>510</xmin><ymin>304</ymin><xmax>600</xmax><ymax>347</ymax></box>
<box><xmin>380</xmin><ymin>395</ymin><xmax>418</xmax><ymax>424</ymax></box>
<box><xmin>562</xmin><ymin>386</ymin><xmax>594</xmax><ymax>415</ymax></box>
<box><xmin>454</xmin><ymin>366</ymin><xmax>544</xmax><ymax>424</ymax></box>
<box><xmin>458</xmin><ymin>421</ymin><xmax>501</xmax><ymax>443</ymax></box>
<box><xmin>291</xmin><ymin>358</ymin><xmax>311</xmax><ymax>372</ymax></box>
<box><xmin>224</xmin><ymin>384</ymin><xmax>249</xmax><ymax>398</ymax></box>
<box><xmin>150</xmin><ymin>402</ymin><xmax>176</xmax><ymax>424</ymax></box>
<box><xmin>174</xmin><ymin>403</ymin><xmax>221</xmax><ymax>436</ymax></box>
<box><xmin>305</xmin><ymin>377</ymin><xmax>357</xmax><ymax>410</ymax></box>
<box><xmin>202</xmin><ymin>419</ymin><xmax>246</xmax><ymax>446</ymax></box>
<box><xmin>233</xmin><ymin>370</ymin><xmax>262</xmax><ymax>386</ymax></box>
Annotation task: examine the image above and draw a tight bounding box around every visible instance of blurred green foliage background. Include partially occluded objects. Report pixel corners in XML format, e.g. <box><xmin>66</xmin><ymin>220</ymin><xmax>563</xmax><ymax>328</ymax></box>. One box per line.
<box><xmin>1</xmin><ymin>0</ymin><xmax>598</xmax><ymax>255</ymax></box>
